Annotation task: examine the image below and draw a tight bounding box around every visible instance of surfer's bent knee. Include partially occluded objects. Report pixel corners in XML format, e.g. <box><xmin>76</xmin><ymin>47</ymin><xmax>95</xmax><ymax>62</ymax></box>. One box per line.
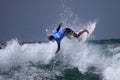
<box><xmin>65</xmin><ymin>28</ymin><xmax>78</xmax><ymax>38</ymax></box>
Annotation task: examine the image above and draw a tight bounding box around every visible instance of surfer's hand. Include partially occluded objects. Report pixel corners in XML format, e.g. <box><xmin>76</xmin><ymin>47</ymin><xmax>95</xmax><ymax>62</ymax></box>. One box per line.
<box><xmin>59</xmin><ymin>22</ymin><xmax>63</xmax><ymax>25</ymax></box>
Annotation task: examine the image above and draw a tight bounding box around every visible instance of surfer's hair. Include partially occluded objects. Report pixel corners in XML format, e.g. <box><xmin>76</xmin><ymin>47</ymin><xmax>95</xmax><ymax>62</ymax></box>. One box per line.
<box><xmin>48</xmin><ymin>35</ymin><xmax>54</xmax><ymax>41</ymax></box>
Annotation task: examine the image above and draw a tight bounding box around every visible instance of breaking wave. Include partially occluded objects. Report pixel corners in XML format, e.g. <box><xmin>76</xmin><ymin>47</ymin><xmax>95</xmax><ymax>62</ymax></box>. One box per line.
<box><xmin>0</xmin><ymin>36</ymin><xmax>120</xmax><ymax>80</ymax></box>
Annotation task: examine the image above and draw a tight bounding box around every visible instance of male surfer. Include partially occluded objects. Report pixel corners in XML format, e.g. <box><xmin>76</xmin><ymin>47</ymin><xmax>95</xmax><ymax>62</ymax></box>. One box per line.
<box><xmin>48</xmin><ymin>22</ymin><xmax>89</xmax><ymax>53</ymax></box>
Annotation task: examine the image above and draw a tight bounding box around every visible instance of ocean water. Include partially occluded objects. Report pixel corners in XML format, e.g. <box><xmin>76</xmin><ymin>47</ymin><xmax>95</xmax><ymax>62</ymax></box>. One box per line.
<box><xmin>0</xmin><ymin>39</ymin><xmax>120</xmax><ymax>80</ymax></box>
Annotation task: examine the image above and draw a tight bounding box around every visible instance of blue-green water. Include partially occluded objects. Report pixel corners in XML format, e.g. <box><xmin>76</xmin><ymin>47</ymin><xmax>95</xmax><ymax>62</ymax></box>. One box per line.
<box><xmin>0</xmin><ymin>39</ymin><xmax>120</xmax><ymax>80</ymax></box>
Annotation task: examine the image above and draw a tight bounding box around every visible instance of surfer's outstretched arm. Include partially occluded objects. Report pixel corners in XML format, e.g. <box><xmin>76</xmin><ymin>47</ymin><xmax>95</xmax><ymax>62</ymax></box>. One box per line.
<box><xmin>55</xmin><ymin>45</ymin><xmax>60</xmax><ymax>54</ymax></box>
<box><xmin>56</xmin><ymin>22</ymin><xmax>62</xmax><ymax>32</ymax></box>
<box><xmin>77</xmin><ymin>29</ymin><xmax>89</xmax><ymax>38</ymax></box>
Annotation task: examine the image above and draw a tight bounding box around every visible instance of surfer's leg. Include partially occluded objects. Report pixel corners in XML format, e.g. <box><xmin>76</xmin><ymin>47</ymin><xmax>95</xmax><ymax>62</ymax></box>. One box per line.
<box><xmin>77</xmin><ymin>29</ymin><xmax>89</xmax><ymax>37</ymax></box>
<box><xmin>66</xmin><ymin>28</ymin><xmax>78</xmax><ymax>38</ymax></box>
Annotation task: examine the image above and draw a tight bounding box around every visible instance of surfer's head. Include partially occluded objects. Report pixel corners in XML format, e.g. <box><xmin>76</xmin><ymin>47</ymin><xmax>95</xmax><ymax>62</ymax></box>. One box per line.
<box><xmin>48</xmin><ymin>35</ymin><xmax>55</xmax><ymax>42</ymax></box>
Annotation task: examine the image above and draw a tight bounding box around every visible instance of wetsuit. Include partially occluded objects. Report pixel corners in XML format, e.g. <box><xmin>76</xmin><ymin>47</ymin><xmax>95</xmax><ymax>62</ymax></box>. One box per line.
<box><xmin>53</xmin><ymin>28</ymin><xmax>77</xmax><ymax>53</ymax></box>
<box><xmin>53</xmin><ymin>28</ymin><xmax>66</xmax><ymax>53</ymax></box>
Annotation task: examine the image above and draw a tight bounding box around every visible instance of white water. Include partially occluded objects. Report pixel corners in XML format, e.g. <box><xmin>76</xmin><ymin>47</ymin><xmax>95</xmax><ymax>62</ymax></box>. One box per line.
<box><xmin>61</xmin><ymin>38</ymin><xmax>120</xmax><ymax>80</ymax></box>
<box><xmin>0</xmin><ymin>39</ymin><xmax>57</xmax><ymax>70</ymax></box>
<box><xmin>0</xmin><ymin>22</ymin><xmax>120</xmax><ymax>80</ymax></box>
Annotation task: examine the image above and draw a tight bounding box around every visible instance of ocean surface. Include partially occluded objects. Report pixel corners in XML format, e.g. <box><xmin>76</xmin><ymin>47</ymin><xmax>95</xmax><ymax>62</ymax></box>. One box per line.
<box><xmin>0</xmin><ymin>39</ymin><xmax>120</xmax><ymax>80</ymax></box>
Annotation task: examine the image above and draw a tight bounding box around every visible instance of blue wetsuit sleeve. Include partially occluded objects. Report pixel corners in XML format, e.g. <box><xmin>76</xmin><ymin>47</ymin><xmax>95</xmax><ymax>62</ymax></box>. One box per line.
<box><xmin>56</xmin><ymin>23</ymin><xmax>62</xmax><ymax>32</ymax></box>
<box><xmin>56</xmin><ymin>45</ymin><xmax>60</xmax><ymax>54</ymax></box>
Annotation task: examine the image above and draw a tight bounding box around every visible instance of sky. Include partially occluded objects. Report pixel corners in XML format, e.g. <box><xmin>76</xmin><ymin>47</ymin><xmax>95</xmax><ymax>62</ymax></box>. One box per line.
<box><xmin>0</xmin><ymin>0</ymin><xmax>120</xmax><ymax>42</ymax></box>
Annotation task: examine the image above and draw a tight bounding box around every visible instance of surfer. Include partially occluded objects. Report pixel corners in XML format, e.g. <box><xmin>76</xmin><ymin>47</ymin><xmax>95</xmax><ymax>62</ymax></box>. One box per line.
<box><xmin>48</xmin><ymin>22</ymin><xmax>89</xmax><ymax>53</ymax></box>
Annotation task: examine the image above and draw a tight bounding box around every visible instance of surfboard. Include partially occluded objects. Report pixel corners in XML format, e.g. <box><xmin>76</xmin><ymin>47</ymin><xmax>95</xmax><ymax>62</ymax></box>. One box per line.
<box><xmin>78</xmin><ymin>22</ymin><xmax>96</xmax><ymax>42</ymax></box>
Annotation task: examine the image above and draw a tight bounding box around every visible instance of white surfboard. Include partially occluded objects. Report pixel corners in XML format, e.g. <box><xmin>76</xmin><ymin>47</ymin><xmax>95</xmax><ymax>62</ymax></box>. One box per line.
<box><xmin>78</xmin><ymin>22</ymin><xmax>96</xmax><ymax>42</ymax></box>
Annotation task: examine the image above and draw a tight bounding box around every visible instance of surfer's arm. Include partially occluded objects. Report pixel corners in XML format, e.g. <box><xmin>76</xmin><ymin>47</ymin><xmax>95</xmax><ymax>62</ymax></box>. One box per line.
<box><xmin>55</xmin><ymin>45</ymin><xmax>60</xmax><ymax>54</ymax></box>
<box><xmin>56</xmin><ymin>22</ymin><xmax>62</xmax><ymax>32</ymax></box>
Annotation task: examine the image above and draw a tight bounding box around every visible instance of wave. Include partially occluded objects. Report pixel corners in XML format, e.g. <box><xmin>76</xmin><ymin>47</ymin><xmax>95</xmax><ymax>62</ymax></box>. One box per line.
<box><xmin>0</xmin><ymin>38</ymin><xmax>120</xmax><ymax>80</ymax></box>
<box><xmin>0</xmin><ymin>39</ymin><xmax>57</xmax><ymax>69</ymax></box>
